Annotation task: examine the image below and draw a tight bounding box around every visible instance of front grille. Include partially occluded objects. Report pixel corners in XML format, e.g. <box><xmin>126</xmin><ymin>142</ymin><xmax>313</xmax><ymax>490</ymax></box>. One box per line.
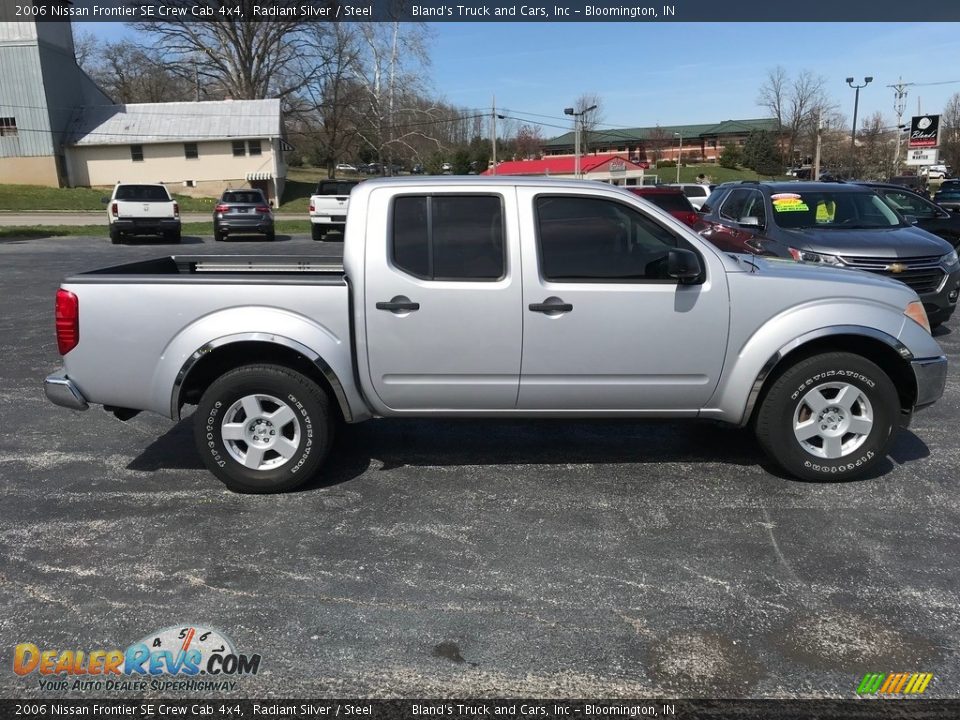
<box><xmin>838</xmin><ymin>254</ymin><xmax>945</xmax><ymax>295</ymax></box>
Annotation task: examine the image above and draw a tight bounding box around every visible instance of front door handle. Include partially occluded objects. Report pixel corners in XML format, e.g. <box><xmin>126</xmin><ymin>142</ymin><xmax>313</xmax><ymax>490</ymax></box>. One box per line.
<box><xmin>529</xmin><ymin>297</ymin><xmax>573</xmax><ymax>314</ymax></box>
<box><xmin>376</xmin><ymin>296</ymin><xmax>420</xmax><ymax>313</ymax></box>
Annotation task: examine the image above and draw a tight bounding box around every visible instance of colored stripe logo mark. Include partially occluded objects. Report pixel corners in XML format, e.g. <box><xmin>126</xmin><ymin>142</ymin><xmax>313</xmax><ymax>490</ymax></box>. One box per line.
<box><xmin>857</xmin><ymin>673</ymin><xmax>933</xmax><ymax>695</ymax></box>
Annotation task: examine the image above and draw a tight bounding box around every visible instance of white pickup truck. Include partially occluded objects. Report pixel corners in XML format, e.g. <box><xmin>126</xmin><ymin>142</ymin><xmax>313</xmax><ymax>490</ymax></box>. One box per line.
<box><xmin>46</xmin><ymin>177</ymin><xmax>947</xmax><ymax>493</ymax></box>
<box><xmin>309</xmin><ymin>179</ymin><xmax>359</xmax><ymax>241</ymax></box>
<box><xmin>104</xmin><ymin>183</ymin><xmax>181</xmax><ymax>244</ymax></box>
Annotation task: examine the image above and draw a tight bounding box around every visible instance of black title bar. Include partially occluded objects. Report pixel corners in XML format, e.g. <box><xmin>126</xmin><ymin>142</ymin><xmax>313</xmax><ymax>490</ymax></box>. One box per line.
<box><xmin>20</xmin><ymin>0</ymin><xmax>960</xmax><ymax>22</ymax></box>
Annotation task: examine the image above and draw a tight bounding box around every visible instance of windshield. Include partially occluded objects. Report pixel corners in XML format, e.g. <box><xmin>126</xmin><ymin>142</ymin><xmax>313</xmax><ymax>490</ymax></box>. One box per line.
<box><xmin>770</xmin><ymin>191</ymin><xmax>902</xmax><ymax>229</ymax></box>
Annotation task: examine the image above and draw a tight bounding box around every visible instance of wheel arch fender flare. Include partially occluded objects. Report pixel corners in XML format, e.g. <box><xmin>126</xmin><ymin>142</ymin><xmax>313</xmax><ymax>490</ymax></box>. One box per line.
<box><xmin>739</xmin><ymin>324</ymin><xmax>915</xmax><ymax>426</ymax></box>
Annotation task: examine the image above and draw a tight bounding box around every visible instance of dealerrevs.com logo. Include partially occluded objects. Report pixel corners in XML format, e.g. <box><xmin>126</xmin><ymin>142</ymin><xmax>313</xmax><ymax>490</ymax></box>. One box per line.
<box><xmin>13</xmin><ymin>625</ymin><xmax>261</xmax><ymax>692</ymax></box>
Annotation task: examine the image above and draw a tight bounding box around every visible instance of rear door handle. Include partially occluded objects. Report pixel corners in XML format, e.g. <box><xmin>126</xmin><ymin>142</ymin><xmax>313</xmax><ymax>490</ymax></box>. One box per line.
<box><xmin>376</xmin><ymin>296</ymin><xmax>420</xmax><ymax>312</ymax></box>
<box><xmin>529</xmin><ymin>297</ymin><xmax>573</xmax><ymax>314</ymax></box>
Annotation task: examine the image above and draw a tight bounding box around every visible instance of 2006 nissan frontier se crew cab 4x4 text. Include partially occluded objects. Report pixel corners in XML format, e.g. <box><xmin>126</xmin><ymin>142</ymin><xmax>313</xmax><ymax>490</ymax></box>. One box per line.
<box><xmin>45</xmin><ymin>177</ymin><xmax>948</xmax><ymax>492</ymax></box>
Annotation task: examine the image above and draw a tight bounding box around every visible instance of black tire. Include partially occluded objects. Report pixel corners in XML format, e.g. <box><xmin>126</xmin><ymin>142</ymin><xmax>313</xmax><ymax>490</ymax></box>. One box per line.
<box><xmin>165</xmin><ymin>230</ymin><xmax>182</xmax><ymax>244</ymax></box>
<box><xmin>194</xmin><ymin>364</ymin><xmax>334</xmax><ymax>493</ymax></box>
<box><xmin>214</xmin><ymin>230</ymin><xmax>224</xmax><ymax>242</ymax></box>
<box><xmin>265</xmin><ymin>231</ymin><xmax>276</xmax><ymax>242</ymax></box>
<box><xmin>109</xmin><ymin>226</ymin><xmax>122</xmax><ymax>244</ymax></box>
<box><xmin>755</xmin><ymin>352</ymin><xmax>899</xmax><ymax>481</ymax></box>
<box><xmin>311</xmin><ymin>225</ymin><xmax>325</xmax><ymax>242</ymax></box>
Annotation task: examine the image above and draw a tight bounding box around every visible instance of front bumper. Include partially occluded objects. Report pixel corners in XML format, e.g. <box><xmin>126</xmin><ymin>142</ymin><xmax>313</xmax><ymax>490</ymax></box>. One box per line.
<box><xmin>44</xmin><ymin>371</ymin><xmax>89</xmax><ymax>411</ymax></box>
<box><xmin>912</xmin><ymin>356</ymin><xmax>948</xmax><ymax>410</ymax></box>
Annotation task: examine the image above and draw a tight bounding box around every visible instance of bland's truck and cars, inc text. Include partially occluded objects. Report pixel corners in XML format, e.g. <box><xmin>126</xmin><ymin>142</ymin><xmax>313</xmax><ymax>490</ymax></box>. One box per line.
<box><xmin>45</xmin><ymin>178</ymin><xmax>947</xmax><ymax>492</ymax></box>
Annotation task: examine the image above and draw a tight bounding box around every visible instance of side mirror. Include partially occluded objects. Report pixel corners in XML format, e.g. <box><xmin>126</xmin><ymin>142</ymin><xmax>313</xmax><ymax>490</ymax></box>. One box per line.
<box><xmin>100</xmin><ymin>196</ymin><xmax>110</xmax><ymax>204</ymax></box>
<box><xmin>667</xmin><ymin>248</ymin><xmax>703</xmax><ymax>283</ymax></box>
<box><xmin>739</xmin><ymin>216</ymin><xmax>763</xmax><ymax>229</ymax></box>
<box><xmin>903</xmin><ymin>214</ymin><xmax>919</xmax><ymax>225</ymax></box>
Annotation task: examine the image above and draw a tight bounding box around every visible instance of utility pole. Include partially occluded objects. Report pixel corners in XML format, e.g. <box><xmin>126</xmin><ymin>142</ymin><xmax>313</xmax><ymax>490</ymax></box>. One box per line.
<box><xmin>889</xmin><ymin>77</ymin><xmax>909</xmax><ymax>173</ymax></box>
<box><xmin>813</xmin><ymin>111</ymin><xmax>822</xmax><ymax>180</ymax></box>
<box><xmin>491</xmin><ymin>95</ymin><xmax>497</xmax><ymax>176</ymax></box>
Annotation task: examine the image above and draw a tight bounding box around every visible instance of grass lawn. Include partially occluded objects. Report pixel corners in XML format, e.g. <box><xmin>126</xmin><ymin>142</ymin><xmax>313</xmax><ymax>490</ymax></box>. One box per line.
<box><xmin>0</xmin><ymin>164</ymin><xmax>784</xmax><ymax>217</ymax></box>
<box><xmin>0</xmin><ymin>219</ymin><xmax>313</xmax><ymax>240</ymax></box>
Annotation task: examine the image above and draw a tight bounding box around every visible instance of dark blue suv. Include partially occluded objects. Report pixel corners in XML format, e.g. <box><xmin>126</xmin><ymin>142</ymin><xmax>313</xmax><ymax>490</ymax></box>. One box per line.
<box><xmin>697</xmin><ymin>181</ymin><xmax>960</xmax><ymax>327</ymax></box>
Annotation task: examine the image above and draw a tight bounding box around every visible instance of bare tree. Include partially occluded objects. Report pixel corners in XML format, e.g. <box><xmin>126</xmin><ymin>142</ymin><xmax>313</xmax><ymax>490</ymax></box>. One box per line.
<box><xmin>514</xmin><ymin>124</ymin><xmax>543</xmax><ymax>160</ymax></box>
<box><xmin>855</xmin><ymin>112</ymin><xmax>895</xmax><ymax>180</ymax></box>
<box><xmin>941</xmin><ymin>93</ymin><xmax>960</xmax><ymax>174</ymax></box>
<box><xmin>82</xmin><ymin>39</ymin><xmax>192</xmax><ymax>104</ymax></box>
<box><xmin>134</xmin><ymin>1</ymin><xmax>312</xmax><ymax>100</ymax></box>
<box><xmin>758</xmin><ymin>66</ymin><xmax>829</xmax><ymax>164</ymax></box>
<box><xmin>73</xmin><ymin>30</ymin><xmax>98</xmax><ymax>71</ymax></box>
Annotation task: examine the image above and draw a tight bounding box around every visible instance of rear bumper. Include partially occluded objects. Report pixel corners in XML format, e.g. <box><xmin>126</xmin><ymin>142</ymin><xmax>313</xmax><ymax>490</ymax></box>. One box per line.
<box><xmin>44</xmin><ymin>371</ymin><xmax>89</xmax><ymax>411</ymax></box>
<box><xmin>912</xmin><ymin>355</ymin><xmax>948</xmax><ymax>410</ymax></box>
<box><xmin>310</xmin><ymin>214</ymin><xmax>347</xmax><ymax>226</ymax></box>
<box><xmin>215</xmin><ymin>217</ymin><xmax>274</xmax><ymax>233</ymax></box>
<box><xmin>113</xmin><ymin>218</ymin><xmax>180</xmax><ymax>234</ymax></box>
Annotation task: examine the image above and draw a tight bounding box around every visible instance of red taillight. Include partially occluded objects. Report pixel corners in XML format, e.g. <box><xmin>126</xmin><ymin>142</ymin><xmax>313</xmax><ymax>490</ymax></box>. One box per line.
<box><xmin>215</xmin><ymin>204</ymin><xmax>229</xmax><ymax>213</ymax></box>
<box><xmin>255</xmin><ymin>205</ymin><xmax>271</xmax><ymax>214</ymax></box>
<box><xmin>173</xmin><ymin>201</ymin><xmax>180</xmax><ymax>218</ymax></box>
<box><xmin>309</xmin><ymin>203</ymin><xmax>315</xmax><ymax>212</ymax></box>
<box><xmin>55</xmin><ymin>289</ymin><xmax>79</xmax><ymax>355</ymax></box>
<box><xmin>111</xmin><ymin>202</ymin><xmax>118</xmax><ymax>217</ymax></box>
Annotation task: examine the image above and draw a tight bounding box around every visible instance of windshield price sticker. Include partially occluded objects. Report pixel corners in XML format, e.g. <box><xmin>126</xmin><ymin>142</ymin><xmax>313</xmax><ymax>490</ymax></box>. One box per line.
<box><xmin>771</xmin><ymin>193</ymin><xmax>809</xmax><ymax>212</ymax></box>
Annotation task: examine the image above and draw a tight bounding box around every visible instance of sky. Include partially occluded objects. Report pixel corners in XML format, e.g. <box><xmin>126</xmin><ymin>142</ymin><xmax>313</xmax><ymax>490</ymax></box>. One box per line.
<box><xmin>84</xmin><ymin>21</ymin><xmax>960</xmax><ymax>138</ymax></box>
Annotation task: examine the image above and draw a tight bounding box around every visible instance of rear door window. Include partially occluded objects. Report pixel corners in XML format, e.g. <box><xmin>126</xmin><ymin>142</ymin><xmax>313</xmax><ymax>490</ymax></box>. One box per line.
<box><xmin>391</xmin><ymin>195</ymin><xmax>505</xmax><ymax>281</ymax></box>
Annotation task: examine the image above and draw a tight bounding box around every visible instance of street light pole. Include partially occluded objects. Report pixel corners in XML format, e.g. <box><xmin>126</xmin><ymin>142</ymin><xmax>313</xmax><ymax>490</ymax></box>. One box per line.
<box><xmin>846</xmin><ymin>75</ymin><xmax>872</xmax><ymax>175</ymax></box>
<box><xmin>674</xmin><ymin>131</ymin><xmax>683</xmax><ymax>184</ymax></box>
<box><xmin>564</xmin><ymin>104</ymin><xmax>598</xmax><ymax>179</ymax></box>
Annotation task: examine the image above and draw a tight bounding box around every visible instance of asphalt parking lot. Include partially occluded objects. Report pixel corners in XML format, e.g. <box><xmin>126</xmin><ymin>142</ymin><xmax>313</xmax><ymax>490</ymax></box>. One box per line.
<box><xmin>1</xmin><ymin>233</ymin><xmax>959</xmax><ymax>699</ymax></box>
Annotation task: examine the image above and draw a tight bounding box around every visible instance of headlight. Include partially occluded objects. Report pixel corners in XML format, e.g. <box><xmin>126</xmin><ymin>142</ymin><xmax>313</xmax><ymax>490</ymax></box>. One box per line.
<box><xmin>940</xmin><ymin>250</ymin><xmax>959</xmax><ymax>271</ymax></box>
<box><xmin>788</xmin><ymin>247</ymin><xmax>844</xmax><ymax>266</ymax></box>
<box><xmin>904</xmin><ymin>300</ymin><xmax>931</xmax><ymax>334</ymax></box>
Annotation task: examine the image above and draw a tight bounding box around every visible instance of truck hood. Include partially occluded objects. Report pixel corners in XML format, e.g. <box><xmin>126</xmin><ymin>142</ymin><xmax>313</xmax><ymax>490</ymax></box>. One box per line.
<box><xmin>778</xmin><ymin>225</ymin><xmax>952</xmax><ymax>258</ymax></box>
<box><xmin>726</xmin><ymin>254</ymin><xmax>918</xmax><ymax>298</ymax></box>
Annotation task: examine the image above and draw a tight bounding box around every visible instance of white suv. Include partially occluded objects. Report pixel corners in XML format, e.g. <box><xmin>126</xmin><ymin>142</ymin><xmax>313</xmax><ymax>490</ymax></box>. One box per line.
<box><xmin>669</xmin><ymin>183</ymin><xmax>714</xmax><ymax>210</ymax></box>
<box><xmin>922</xmin><ymin>164</ymin><xmax>950</xmax><ymax>180</ymax></box>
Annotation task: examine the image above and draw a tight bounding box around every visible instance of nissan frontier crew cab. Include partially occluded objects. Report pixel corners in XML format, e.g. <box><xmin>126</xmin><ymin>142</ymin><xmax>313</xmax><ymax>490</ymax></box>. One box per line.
<box><xmin>46</xmin><ymin>177</ymin><xmax>948</xmax><ymax>493</ymax></box>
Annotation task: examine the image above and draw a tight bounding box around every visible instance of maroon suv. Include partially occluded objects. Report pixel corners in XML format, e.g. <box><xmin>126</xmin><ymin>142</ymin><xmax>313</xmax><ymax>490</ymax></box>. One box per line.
<box><xmin>626</xmin><ymin>186</ymin><xmax>699</xmax><ymax>227</ymax></box>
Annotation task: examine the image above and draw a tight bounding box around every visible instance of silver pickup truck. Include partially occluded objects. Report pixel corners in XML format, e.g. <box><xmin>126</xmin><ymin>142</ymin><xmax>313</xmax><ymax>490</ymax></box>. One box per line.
<box><xmin>45</xmin><ymin>177</ymin><xmax>947</xmax><ymax>492</ymax></box>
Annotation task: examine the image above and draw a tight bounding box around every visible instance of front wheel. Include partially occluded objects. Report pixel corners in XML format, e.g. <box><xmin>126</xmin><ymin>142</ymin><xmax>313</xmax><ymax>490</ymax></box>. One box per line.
<box><xmin>755</xmin><ymin>352</ymin><xmax>899</xmax><ymax>481</ymax></box>
<box><xmin>193</xmin><ymin>364</ymin><xmax>334</xmax><ymax>493</ymax></box>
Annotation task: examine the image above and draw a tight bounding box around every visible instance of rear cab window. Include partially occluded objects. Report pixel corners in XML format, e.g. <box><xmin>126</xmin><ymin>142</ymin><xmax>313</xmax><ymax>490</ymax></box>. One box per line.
<box><xmin>317</xmin><ymin>181</ymin><xmax>359</xmax><ymax>196</ymax></box>
<box><xmin>114</xmin><ymin>185</ymin><xmax>171</xmax><ymax>202</ymax></box>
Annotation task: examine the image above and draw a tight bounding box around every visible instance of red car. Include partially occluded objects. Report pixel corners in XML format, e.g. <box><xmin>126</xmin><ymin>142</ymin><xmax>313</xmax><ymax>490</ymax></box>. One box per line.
<box><xmin>626</xmin><ymin>186</ymin><xmax>700</xmax><ymax>227</ymax></box>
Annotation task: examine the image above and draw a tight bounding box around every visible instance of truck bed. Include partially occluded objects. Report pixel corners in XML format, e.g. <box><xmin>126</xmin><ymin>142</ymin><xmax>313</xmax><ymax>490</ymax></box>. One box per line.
<box><xmin>68</xmin><ymin>255</ymin><xmax>346</xmax><ymax>284</ymax></box>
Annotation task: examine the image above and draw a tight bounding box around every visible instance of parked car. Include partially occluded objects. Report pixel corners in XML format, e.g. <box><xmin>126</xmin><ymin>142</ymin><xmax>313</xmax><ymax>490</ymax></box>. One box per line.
<box><xmin>668</xmin><ymin>183</ymin><xmax>713</xmax><ymax>210</ymax></box>
<box><xmin>886</xmin><ymin>175</ymin><xmax>927</xmax><ymax>194</ymax></box>
<box><xmin>213</xmin><ymin>188</ymin><xmax>274</xmax><ymax>242</ymax></box>
<box><xmin>696</xmin><ymin>181</ymin><xmax>960</xmax><ymax>327</ymax></box>
<box><xmin>921</xmin><ymin>164</ymin><xmax>951</xmax><ymax>180</ymax></box>
<box><xmin>856</xmin><ymin>182</ymin><xmax>960</xmax><ymax>250</ymax></box>
<box><xmin>309</xmin><ymin>179</ymin><xmax>360</xmax><ymax>241</ymax></box>
<box><xmin>440</xmin><ymin>162</ymin><xmax>453</xmax><ymax>173</ymax></box>
<box><xmin>45</xmin><ymin>177</ymin><xmax>947</xmax><ymax>492</ymax></box>
<box><xmin>335</xmin><ymin>163</ymin><xmax>357</xmax><ymax>173</ymax></box>
<box><xmin>103</xmin><ymin>183</ymin><xmax>180</xmax><ymax>244</ymax></box>
<box><xmin>933</xmin><ymin>186</ymin><xmax>960</xmax><ymax>213</ymax></box>
<box><xmin>626</xmin><ymin>186</ymin><xmax>699</xmax><ymax>227</ymax></box>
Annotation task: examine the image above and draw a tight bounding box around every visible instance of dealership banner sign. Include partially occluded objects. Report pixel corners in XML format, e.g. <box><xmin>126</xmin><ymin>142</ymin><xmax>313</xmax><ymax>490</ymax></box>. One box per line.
<box><xmin>908</xmin><ymin>115</ymin><xmax>941</xmax><ymax>149</ymax></box>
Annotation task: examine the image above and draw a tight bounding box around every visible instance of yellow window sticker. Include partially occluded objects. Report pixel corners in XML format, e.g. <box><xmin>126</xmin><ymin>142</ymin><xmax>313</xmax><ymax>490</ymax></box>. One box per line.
<box><xmin>771</xmin><ymin>194</ymin><xmax>809</xmax><ymax>212</ymax></box>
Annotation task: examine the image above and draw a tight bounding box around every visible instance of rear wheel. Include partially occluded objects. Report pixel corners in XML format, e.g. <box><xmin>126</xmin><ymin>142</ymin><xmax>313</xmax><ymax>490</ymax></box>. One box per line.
<box><xmin>165</xmin><ymin>230</ymin><xmax>181</xmax><ymax>243</ymax></box>
<box><xmin>311</xmin><ymin>225</ymin><xmax>325</xmax><ymax>242</ymax></box>
<box><xmin>109</xmin><ymin>226</ymin><xmax>122</xmax><ymax>244</ymax></box>
<box><xmin>265</xmin><ymin>231</ymin><xmax>276</xmax><ymax>242</ymax></box>
<box><xmin>194</xmin><ymin>364</ymin><xmax>334</xmax><ymax>493</ymax></box>
<box><xmin>755</xmin><ymin>352</ymin><xmax>899</xmax><ymax>481</ymax></box>
<box><xmin>214</xmin><ymin>229</ymin><xmax>225</xmax><ymax>242</ymax></box>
